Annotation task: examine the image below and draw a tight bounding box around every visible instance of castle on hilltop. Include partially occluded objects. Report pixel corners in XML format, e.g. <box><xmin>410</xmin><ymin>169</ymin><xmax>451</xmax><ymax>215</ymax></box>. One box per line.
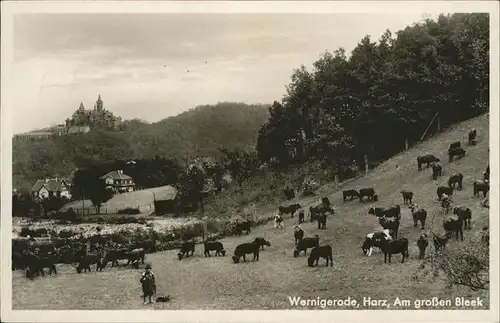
<box><xmin>14</xmin><ymin>94</ymin><xmax>123</xmax><ymax>141</ymax></box>
<box><xmin>66</xmin><ymin>94</ymin><xmax>123</xmax><ymax>130</ymax></box>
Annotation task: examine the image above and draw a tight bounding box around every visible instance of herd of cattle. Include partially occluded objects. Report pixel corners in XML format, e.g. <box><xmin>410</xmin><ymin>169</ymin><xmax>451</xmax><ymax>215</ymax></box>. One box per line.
<box><xmin>13</xmin><ymin>128</ymin><xmax>490</xmax><ymax>279</ymax></box>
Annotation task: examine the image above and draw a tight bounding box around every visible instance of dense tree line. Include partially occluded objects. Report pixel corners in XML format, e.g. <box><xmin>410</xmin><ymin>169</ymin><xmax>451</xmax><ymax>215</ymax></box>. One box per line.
<box><xmin>13</xmin><ymin>102</ymin><xmax>269</xmax><ymax>190</ymax></box>
<box><xmin>256</xmin><ymin>13</ymin><xmax>489</xmax><ymax>170</ymax></box>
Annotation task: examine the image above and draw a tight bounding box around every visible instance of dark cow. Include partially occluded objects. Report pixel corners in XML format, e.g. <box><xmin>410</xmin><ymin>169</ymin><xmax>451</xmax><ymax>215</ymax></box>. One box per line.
<box><xmin>293</xmin><ymin>226</ymin><xmax>304</xmax><ymax>245</ymax></box>
<box><xmin>417</xmin><ymin>154</ymin><xmax>440</xmax><ymax>170</ymax></box>
<box><xmin>358</xmin><ymin>187</ymin><xmax>376</xmax><ymax>202</ymax></box>
<box><xmin>448</xmin><ymin>141</ymin><xmax>461</xmax><ymax>152</ymax></box>
<box><xmin>468</xmin><ymin>129</ymin><xmax>477</xmax><ymax>145</ymax></box>
<box><xmin>283</xmin><ymin>187</ymin><xmax>296</xmax><ymax>200</ymax></box>
<box><xmin>448</xmin><ymin>147</ymin><xmax>466</xmax><ymax>162</ymax></box>
<box><xmin>473</xmin><ymin>180</ymin><xmax>489</xmax><ymax>198</ymax></box>
<box><xmin>448</xmin><ymin>173</ymin><xmax>463</xmax><ymax>190</ymax></box>
<box><xmin>232</xmin><ymin>242</ymin><xmax>260</xmax><ymax>263</ymax></box>
<box><xmin>431</xmin><ymin>162</ymin><xmax>442</xmax><ymax>180</ymax></box>
<box><xmin>293</xmin><ymin>235</ymin><xmax>320</xmax><ymax>257</ymax></box>
<box><xmin>25</xmin><ymin>252</ymin><xmax>59</xmax><ymax>278</ymax></box>
<box><xmin>378</xmin><ymin>216</ymin><xmax>400</xmax><ymax>239</ymax></box>
<box><xmin>368</xmin><ymin>205</ymin><xmax>401</xmax><ymax>220</ymax></box>
<box><xmin>443</xmin><ymin>215</ymin><xmax>464</xmax><ymax>241</ymax></box>
<box><xmin>361</xmin><ymin>229</ymin><xmax>393</xmax><ymax>257</ymax></box>
<box><xmin>203</xmin><ymin>241</ymin><xmax>226</xmax><ymax>257</ymax></box>
<box><xmin>437</xmin><ymin>186</ymin><xmax>453</xmax><ymax>200</ymax></box>
<box><xmin>177</xmin><ymin>241</ymin><xmax>195</xmax><ymax>260</ymax></box>
<box><xmin>378</xmin><ymin>238</ymin><xmax>409</xmax><ymax>263</ymax></box>
<box><xmin>309</xmin><ymin>197</ymin><xmax>332</xmax><ymax>222</ymax></box>
<box><xmin>75</xmin><ymin>254</ymin><xmax>106</xmax><ymax>274</ymax></box>
<box><xmin>307</xmin><ymin>245</ymin><xmax>333</xmax><ymax>267</ymax></box>
<box><xmin>400</xmin><ymin>190</ymin><xmax>413</xmax><ymax>205</ymax></box>
<box><xmin>298</xmin><ymin>210</ymin><xmax>305</xmax><ymax>224</ymax></box>
<box><xmin>343</xmin><ymin>189</ymin><xmax>359</xmax><ymax>202</ymax></box>
<box><xmin>409</xmin><ymin>203</ymin><xmax>427</xmax><ymax>229</ymax></box>
<box><xmin>12</xmin><ymin>251</ymin><xmax>27</xmax><ymax>271</ymax></box>
<box><xmin>453</xmin><ymin>206</ymin><xmax>472</xmax><ymax>230</ymax></box>
<box><xmin>125</xmin><ymin>248</ymin><xmax>146</xmax><ymax>266</ymax></box>
<box><xmin>416</xmin><ymin>233</ymin><xmax>429</xmax><ymax>260</ymax></box>
<box><xmin>234</xmin><ymin>220</ymin><xmax>252</xmax><ymax>235</ymax></box>
<box><xmin>278</xmin><ymin>203</ymin><xmax>302</xmax><ymax>218</ymax></box>
<box><xmin>104</xmin><ymin>247</ymin><xmax>130</xmax><ymax>267</ymax></box>
<box><xmin>431</xmin><ymin>231</ymin><xmax>450</xmax><ymax>252</ymax></box>
<box><xmin>317</xmin><ymin>213</ymin><xmax>327</xmax><ymax>230</ymax></box>
<box><xmin>253</xmin><ymin>237</ymin><xmax>271</xmax><ymax>250</ymax></box>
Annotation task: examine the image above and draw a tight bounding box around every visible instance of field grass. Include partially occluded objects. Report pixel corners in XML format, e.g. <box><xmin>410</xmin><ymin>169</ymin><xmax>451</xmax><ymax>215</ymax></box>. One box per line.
<box><xmin>12</xmin><ymin>114</ymin><xmax>490</xmax><ymax>310</ymax></box>
<box><xmin>59</xmin><ymin>185</ymin><xmax>177</xmax><ymax>214</ymax></box>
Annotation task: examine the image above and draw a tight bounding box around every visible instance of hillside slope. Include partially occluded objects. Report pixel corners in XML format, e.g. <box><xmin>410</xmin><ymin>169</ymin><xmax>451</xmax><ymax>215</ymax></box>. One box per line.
<box><xmin>12</xmin><ymin>114</ymin><xmax>490</xmax><ymax>310</ymax></box>
<box><xmin>12</xmin><ymin>102</ymin><xmax>269</xmax><ymax>190</ymax></box>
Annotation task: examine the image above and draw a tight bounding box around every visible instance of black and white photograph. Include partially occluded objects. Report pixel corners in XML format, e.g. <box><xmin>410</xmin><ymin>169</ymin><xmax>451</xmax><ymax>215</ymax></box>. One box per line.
<box><xmin>1</xmin><ymin>1</ymin><xmax>499</xmax><ymax>322</ymax></box>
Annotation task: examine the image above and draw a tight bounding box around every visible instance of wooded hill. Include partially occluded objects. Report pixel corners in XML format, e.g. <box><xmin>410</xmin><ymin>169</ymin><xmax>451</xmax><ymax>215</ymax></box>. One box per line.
<box><xmin>13</xmin><ymin>102</ymin><xmax>269</xmax><ymax>190</ymax></box>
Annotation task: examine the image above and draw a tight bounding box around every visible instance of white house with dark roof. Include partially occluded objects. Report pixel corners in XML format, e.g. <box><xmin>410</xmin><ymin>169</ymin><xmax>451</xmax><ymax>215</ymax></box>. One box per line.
<box><xmin>31</xmin><ymin>178</ymin><xmax>72</xmax><ymax>200</ymax></box>
<box><xmin>99</xmin><ymin>170</ymin><xmax>135</xmax><ymax>193</ymax></box>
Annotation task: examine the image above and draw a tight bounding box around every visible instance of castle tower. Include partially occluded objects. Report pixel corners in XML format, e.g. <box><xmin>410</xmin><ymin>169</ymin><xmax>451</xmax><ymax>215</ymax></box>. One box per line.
<box><xmin>96</xmin><ymin>94</ymin><xmax>103</xmax><ymax>112</ymax></box>
<box><xmin>78</xmin><ymin>102</ymin><xmax>85</xmax><ymax>111</ymax></box>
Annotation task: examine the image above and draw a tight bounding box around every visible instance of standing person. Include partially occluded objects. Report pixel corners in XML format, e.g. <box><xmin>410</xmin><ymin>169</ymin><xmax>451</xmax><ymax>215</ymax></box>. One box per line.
<box><xmin>140</xmin><ymin>264</ymin><xmax>156</xmax><ymax>304</ymax></box>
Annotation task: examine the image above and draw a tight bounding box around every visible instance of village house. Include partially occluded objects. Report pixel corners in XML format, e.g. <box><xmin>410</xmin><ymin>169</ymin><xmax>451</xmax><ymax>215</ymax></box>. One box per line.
<box><xmin>31</xmin><ymin>178</ymin><xmax>72</xmax><ymax>200</ymax></box>
<box><xmin>99</xmin><ymin>170</ymin><xmax>135</xmax><ymax>193</ymax></box>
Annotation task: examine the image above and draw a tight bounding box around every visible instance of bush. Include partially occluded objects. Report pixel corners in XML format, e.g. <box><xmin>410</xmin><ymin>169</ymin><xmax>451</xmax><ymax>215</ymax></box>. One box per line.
<box><xmin>117</xmin><ymin>207</ymin><xmax>141</xmax><ymax>215</ymax></box>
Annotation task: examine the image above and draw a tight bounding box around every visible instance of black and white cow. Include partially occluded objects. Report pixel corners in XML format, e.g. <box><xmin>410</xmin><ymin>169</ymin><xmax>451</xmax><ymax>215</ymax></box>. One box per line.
<box><xmin>361</xmin><ymin>229</ymin><xmax>394</xmax><ymax>257</ymax></box>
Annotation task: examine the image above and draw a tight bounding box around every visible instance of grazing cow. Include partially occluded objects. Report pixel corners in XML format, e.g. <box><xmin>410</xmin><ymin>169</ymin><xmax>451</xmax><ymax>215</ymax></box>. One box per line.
<box><xmin>307</xmin><ymin>245</ymin><xmax>333</xmax><ymax>267</ymax></box>
<box><xmin>378</xmin><ymin>216</ymin><xmax>400</xmax><ymax>239</ymax></box>
<box><xmin>317</xmin><ymin>213</ymin><xmax>328</xmax><ymax>230</ymax></box>
<box><xmin>234</xmin><ymin>220</ymin><xmax>252</xmax><ymax>235</ymax></box>
<box><xmin>293</xmin><ymin>235</ymin><xmax>320</xmax><ymax>257</ymax></box>
<box><xmin>232</xmin><ymin>242</ymin><xmax>260</xmax><ymax>263</ymax></box>
<box><xmin>431</xmin><ymin>231</ymin><xmax>450</xmax><ymax>252</ymax></box>
<box><xmin>177</xmin><ymin>241</ymin><xmax>195</xmax><ymax>261</ymax></box>
<box><xmin>368</xmin><ymin>205</ymin><xmax>401</xmax><ymax>220</ymax></box>
<box><xmin>448</xmin><ymin>173</ymin><xmax>464</xmax><ymax>190</ymax></box>
<box><xmin>448</xmin><ymin>147</ymin><xmax>466</xmax><ymax>162</ymax></box>
<box><xmin>417</xmin><ymin>154</ymin><xmax>440</xmax><ymax>170</ymax></box>
<box><xmin>278</xmin><ymin>203</ymin><xmax>302</xmax><ymax>218</ymax></box>
<box><xmin>409</xmin><ymin>203</ymin><xmax>427</xmax><ymax>229</ymax></box>
<box><xmin>473</xmin><ymin>180</ymin><xmax>490</xmax><ymax>198</ymax></box>
<box><xmin>283</xmin><ymin>187</ymin><xmax>296</xmax><ymax>200</ymax></box>
<box><xmin>453</xmin><ymin>206</ymin><xmax>472</xmax><ymax>230</ymax></box>
<box><xmin>448</xmin><ymin>141</ymin><xmax>461</xmax><ymax>152</ymax></box>
<box><xmin>378</xmin><ymin>238</ymin><xmax>409</xmax><ymax>263</ymax></box>
<box><xmin>75</xmin><ymin>254</ymin><xmax>105</xmax><ymax>273</ymax></box>
<box><xmin>125</xmin><ymin>248</ymin><xmax>146</xmax><ymax>265</ymax></box>
<box><xmin>253</xmin><ymin>237</ymin><xmax>271</xmax><ymax>250</ymax></box>
<box><xmin>431</xmin><ymin>162</ymin><xmax>442</xmax><ymax>180</ymax></box>
<box><xmin>25</xmin><ymin>252</ymin><xmax>59</xmax><ymax>278</ymax></box>
<box><xmin>400</xmin><ymin>190</ymin><xmax>413</xmax><ymax>205</ymax></box>
<box><xmin>298</xmin><ymin>210</ymin><xmax>305</xmax><ymax>224</ymax></box>
<box><xmin>203</xmin><ymin>241</ymin><xmax>226</xmax><ymax>257</ymax></box>
<box><xmin>274</xmin><ymin>214</ymin><xmax>284</xmax><ymax>229</ymax></box>
<box><xmin>437</xmin><ymin>186</ymin><xmax>453</xmax><ymax>200</ymax></box>
<box><xmin>361</xmin><ymin>229</ymin><xmax>393</xmax><ymax>257</ymax></box>
<box><xmin>293</xmin><ymin>226</ymin><xmax>304</xmax><ymax>245</ymax></box>
<box><xmin>416</xmin><ymin>233</ymin><xmax>429</xmax><ymax>260</ymax></box>
<box><xmin>104</xmin><ymin>247</ymin><xmax>129</xmax><ymax>267</ymax></box>
<box><xmin>483</xmin><ymin>165</ymin><xmax>490</xmax><ymax>181</ymax></box>
<box><xmin>468</xmin><ymin>129</ymin><xmax>477</xmax><ymax>145</ymax></box>
<box><xmin>343</xmin><ymin>189</ymin><xmax>359</xmax><ymax>202</ymax></box>
<box><xmin>443</xmin><ymin>215</ymin><xmax>464</xmax><ymax>241</ymax></box>
<box><xmin>358</xmin><ymin>187</ymin><xmax>376</xmax><ymax>202</ymax></box>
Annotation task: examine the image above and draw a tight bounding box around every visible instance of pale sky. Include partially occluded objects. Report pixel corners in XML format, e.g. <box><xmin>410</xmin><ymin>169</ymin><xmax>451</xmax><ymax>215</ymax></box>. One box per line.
<box><xmin>12</xmin><ymin>13</ymin><xmax>428</xmax><ymax>134</ymax></box>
